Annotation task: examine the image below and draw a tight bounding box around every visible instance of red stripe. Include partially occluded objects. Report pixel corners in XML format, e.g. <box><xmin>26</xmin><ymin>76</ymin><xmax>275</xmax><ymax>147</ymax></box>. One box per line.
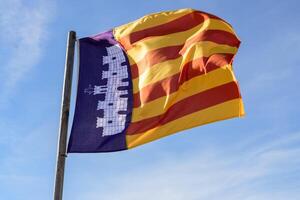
<box><xmin>120</xmin><ymin>11</ymin><xmax>220</xmax><ymax>50</ymax></box>
<box><xmin>180</xmin><ymin>30</ymin><xmax>240</xmax><ymax>54</ymax></box>
<box><xmin>130</xmin><ymin>30</ymin><xmax>239</xmax><ymax>79</ymax></box>
<box><xmin>127</xmin><ymin>81</ymin><xmax>241</xmax><ymax>135</ymax></box>
<box><xmin>131</xmin><ymin>45</ymin><xmax>183</xmax><ymax>79</ymax></box>
<box><xmin>133</xmin><ymin>54</ymin><xmax>234</xmax><ymax>107</ymax></box>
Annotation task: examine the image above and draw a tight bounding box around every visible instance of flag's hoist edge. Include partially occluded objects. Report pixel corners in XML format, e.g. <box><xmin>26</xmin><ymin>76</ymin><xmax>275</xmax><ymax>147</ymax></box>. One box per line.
<box><xmin>67</xmin><ymin>30</ymin><xmax>133</xmax><ymax>153</ymax></box>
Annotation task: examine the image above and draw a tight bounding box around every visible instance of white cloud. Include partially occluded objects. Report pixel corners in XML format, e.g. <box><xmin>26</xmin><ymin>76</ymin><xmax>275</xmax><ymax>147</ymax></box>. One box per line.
<box><xmin>0</xmin><ymin>0</ymin><xmax>55</xmax><ymax>105</ymax></box>
<box><xmin>75</xmin><ymin>132</ymin><xmax>300</xmax><ymax>200</ymax></box>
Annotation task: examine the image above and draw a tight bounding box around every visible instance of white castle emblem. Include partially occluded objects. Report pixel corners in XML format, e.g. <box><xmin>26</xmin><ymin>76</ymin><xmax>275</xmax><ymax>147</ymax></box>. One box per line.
<box><xmin>85</xmin><ymin>45</ymin><xmax>130</xmax><ymax>137</ymax></box>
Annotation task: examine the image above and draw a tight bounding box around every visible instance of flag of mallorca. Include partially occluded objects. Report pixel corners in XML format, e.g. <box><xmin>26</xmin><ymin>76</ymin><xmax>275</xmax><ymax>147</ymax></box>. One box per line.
<box><xmin>67</xmin><ymin>8</ymin><xmax>245</xmax><ymax>153</ymax></box>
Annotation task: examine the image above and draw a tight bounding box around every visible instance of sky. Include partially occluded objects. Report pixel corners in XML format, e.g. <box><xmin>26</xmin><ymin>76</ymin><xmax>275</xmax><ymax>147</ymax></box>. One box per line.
<box><xmin>0</xmin><ymin>0</ymin><xmax>300</xmax><ymax>199</ymax></box>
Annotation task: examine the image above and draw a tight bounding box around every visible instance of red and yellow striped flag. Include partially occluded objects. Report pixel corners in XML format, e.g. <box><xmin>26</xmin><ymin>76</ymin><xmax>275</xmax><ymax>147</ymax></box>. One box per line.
<box><xmin>68</xmin><ymin>8</ymin><xmax>244</xmax><ymax>153</ymax></box>
<box><xmin>115</xmin><ymin>8</ymin><xmax>244</xmax><ymax>149</ymax></box>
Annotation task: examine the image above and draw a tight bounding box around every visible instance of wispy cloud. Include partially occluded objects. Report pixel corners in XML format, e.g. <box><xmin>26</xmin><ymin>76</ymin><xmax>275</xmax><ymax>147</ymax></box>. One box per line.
<box><xmin>0</xmin><ymin>0</ymin><xmax>55</xmax><ymax>106</ymax></box>
<box><xmin>75</xmin><ymin>132</ymin><xmax>300</xmax><ymax>200</ymax></box>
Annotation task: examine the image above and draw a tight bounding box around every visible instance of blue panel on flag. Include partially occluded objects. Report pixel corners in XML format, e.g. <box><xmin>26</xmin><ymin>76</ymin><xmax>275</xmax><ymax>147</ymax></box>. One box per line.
<box><xmin>68</xmin><ymin>31</ymin><xmax>133</xmax><ymax>153</ymax></box>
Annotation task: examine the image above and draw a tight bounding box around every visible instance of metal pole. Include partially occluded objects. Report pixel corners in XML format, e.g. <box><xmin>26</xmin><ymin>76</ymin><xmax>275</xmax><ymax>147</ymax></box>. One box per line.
<box><xmin>54</xmin><ymin>31</ymin><xmax>76</xmax><ymax>200</ymax></box>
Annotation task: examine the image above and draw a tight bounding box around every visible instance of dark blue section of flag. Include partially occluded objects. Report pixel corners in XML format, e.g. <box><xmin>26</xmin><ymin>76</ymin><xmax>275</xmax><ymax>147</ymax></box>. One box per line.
<box><xmin>68</xmin><ymin>31</ymin><xmax>133</xmax><ymax>153</ymax></box>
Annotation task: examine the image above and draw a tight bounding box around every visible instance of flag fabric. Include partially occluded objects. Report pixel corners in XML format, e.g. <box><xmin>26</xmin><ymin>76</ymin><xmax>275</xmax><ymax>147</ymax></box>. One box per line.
<box><xmin>67</xmin><ymin>8</ymin><xmax>245</xmax><ymax>153</ymax></box>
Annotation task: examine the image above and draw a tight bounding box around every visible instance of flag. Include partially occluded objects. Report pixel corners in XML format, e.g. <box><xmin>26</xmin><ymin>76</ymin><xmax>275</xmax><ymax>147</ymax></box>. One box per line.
<box><xmin>67</xmin><ymin>8</ymin><xmax>245</xmax><ymax>153</ymax></box>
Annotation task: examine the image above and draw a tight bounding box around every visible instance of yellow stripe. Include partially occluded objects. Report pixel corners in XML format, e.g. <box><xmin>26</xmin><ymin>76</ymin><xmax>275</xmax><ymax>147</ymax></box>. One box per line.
<box><xmin>131</xmin><ymin>65</ymin><xmax>235</xmax><ymax>122</ymax></box>
<box><xmin>114</xmin><ymin>8</ymin><xmax>195</xmax><ymax>40</ymax></box>
<box><xmin>132</xmin><ymin>42</ymin><xmax>238</xmax><ymax>93</ymax></box>
<box><xmin>126</xmin><ymin>18</ymin><xmax>235</xmax><ymax>65</ymax></box>
<box><xmin>126</xmin><ymin>98</ymin><xmax>245</xmax><ymax>149</ymax></box>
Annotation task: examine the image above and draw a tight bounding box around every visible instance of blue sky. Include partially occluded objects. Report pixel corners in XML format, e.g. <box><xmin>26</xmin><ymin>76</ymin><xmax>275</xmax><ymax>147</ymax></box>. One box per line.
<box><xmin>0</xmin><ymin>0</ymin><xmax>300</xmax><ymax>199</ymax></box>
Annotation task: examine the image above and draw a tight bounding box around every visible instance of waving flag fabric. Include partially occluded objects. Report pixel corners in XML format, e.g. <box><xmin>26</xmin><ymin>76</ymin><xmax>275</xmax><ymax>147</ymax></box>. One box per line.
<box><xmin>68</xmin><ymin>8</ymin><xmax>244</xmax><ymax>153</ymax></box>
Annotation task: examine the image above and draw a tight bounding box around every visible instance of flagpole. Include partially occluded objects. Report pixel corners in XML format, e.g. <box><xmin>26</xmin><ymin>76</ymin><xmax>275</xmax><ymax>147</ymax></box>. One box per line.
<box><xmin>54</xmin><ymin>31</ymin><xmax>76</xmax><ymax>200</ymax></box>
